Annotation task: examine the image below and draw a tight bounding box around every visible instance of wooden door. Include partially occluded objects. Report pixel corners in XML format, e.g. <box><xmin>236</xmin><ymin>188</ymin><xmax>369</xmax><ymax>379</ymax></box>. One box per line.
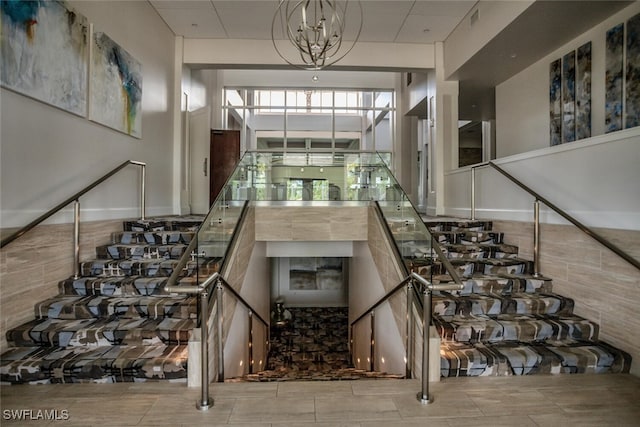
<box><xmin>210</xmin><ymin>129</ymin><xmax>240</xmax><ymax>205</ymax></box>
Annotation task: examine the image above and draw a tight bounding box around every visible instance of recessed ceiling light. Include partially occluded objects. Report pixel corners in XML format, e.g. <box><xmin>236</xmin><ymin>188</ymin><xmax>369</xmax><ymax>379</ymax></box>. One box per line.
<box><xmin>312</xmin><ymin>75</ymin><xmax>319</xmax><ymax>82</ymax></box>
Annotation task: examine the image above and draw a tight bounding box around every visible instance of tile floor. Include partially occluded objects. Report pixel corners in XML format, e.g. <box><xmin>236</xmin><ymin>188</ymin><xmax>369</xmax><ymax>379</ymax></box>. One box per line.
<box><xmin>2</xmin><ymin>374</ymin><xmax>639</xmax><ymax>426</ymax></box>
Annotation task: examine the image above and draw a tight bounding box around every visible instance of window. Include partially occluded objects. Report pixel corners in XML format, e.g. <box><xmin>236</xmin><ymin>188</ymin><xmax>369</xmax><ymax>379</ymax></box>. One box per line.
<box><xmin>222</xmin><ymin>88</ymin><xmax>395</xmax><ymax>158</ymax></box>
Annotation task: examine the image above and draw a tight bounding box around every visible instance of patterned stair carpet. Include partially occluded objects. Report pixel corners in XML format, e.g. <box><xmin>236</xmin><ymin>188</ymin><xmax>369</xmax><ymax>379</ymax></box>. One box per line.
<box><xmin>234</xmin><ymin>307</ymin><xmax>403</xmax><ymax>382</ymax></box>
<box><xmin>414</xmin><ymin>220</ymin><xmax>632</xmax><ymax>377</ymax></box>
<box><xmin>0</xmin><ymin>216</ymin><xmax>213</xmax><ymax>384</ymax></box>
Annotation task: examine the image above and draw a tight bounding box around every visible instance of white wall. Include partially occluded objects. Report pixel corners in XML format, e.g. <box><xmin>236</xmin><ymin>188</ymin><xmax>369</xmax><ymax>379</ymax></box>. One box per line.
<box><xmin>224</xmin><ymin>241</ymin><xmax>271</xmax><ymax>378</ymax></box>
<box><xmin>444</xmin><ymin>129</ymin><xmax>640</xmax><ymax>229</ymax></box>
<box><xmin>1</xmin><ymin>1</ymin><xmax>177</xmax><ymax>228</ymax></box>
<box><xmin>349</xmin><ymin>241</ymin><xmax>405</xmax><ymax>374</ymax></box>
<box><xmin>496</xmin><ymin>2</ymin><xmax>640</xmax><ymax>156</ymax></box>
<box><xmin>443</xmin><ymin>2</ymin><xmax>640</xmax><ymax>230</ymax></box>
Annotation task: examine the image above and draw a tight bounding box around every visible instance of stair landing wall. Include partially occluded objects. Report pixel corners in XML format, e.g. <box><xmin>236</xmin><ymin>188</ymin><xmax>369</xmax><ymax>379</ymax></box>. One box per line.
<box><xmin>0</xmin><ymin>219</ymin><xmax>124</xmax><ymax>353</ymax></box>
<box><xmin>494</xmin><ymin>220</ymin><xmax>640</xmax><ymax>376</ymax></box>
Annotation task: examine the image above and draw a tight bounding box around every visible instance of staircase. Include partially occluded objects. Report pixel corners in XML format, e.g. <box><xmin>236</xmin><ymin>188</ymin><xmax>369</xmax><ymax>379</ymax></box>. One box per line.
<box><xmin>418</xmin><ymin>220</ymin><xmax>632</xmax><ymax>377</ymax></box>
<box><xmin>0</xmin><ymin>216</ymin><xmax>210</xmax><ymax>384</ymax></box>
<box><xmin>2</xmin><ymin>216</ymin><xmax>632</xmax><ymax>384</ymax></box>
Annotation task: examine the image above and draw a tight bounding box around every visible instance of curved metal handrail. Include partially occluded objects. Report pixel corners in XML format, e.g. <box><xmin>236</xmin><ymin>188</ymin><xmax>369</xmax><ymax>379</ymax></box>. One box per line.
<box><xmin>485</xmin><ymin>161</ymin><xmax>640</xmax><ymax>271</ymax></box>
<box><xmin>1</xmin><ymin>160</ymin><xmax>146</xmax><ymax>248</ymax></box>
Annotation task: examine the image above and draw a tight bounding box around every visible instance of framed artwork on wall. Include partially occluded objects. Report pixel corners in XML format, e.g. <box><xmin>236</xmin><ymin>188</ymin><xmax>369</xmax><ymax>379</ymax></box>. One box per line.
<box><xmin>549</xmin><ymin>59</ymin><xmax>562</xmax><ymax>146</ymax></box>
<box><xmin>90</xmin><ymin>31</ymin><xmax>143</xmax><ymax>138</ymax></box>
<box><xmin>605</xmin><ymin>23</ymin><xmax>624</xmax><ymax>133</ymax></box>
<box><xmin>576</xmin><ymin>42</ymin><xmax>592</xmax><ymax>140</ymax></box>
<box><xmin>0</xmin><ymin>1</ymin><xmax>88</xmax><ymax>116</ymax></box>
<box><xmin>549</xmin><ymin>42</ymin><xmax>592</xmax><ymax>146</ymax></box>
<box><xmin>562</xmin><ymin>50</ymin><xmax>576</xmax><ymax>143</ymax></box>
<box><xmin>626</xmin><ymin>13</ymin><xmax>640</xmax><ymax>129</ymax></box>
<box><xmin>289</xmin><ymin>257</ymin><xmax>344</xmax><ymax>291</ymax></box>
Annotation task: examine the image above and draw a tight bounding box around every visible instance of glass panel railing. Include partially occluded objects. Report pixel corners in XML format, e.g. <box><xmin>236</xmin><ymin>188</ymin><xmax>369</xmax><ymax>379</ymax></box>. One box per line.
<box><xmin>186</xmin><ymin>150</ymin><xmax>458</xmax><ymax>290</ymax></box>
<box><xmin>210</xmin><ymin>151</ymin><xmax>398</xmax><ymax>203</ymax></box>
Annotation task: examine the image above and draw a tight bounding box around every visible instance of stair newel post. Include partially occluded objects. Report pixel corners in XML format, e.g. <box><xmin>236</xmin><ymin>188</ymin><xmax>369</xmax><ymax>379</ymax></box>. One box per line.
<box><xmin>370</xmin><ymin>311</ymin><xmax>375</xmax><ymax>372</ymax></box>
<box><xmin>533</xmin><ymin>199</ymin><xmax>541</xmax><ymax>277</ymax></box>
<box><xmin>418</xmin><ymin>283</ymin><xmax>433</xmax><ymax>404</ymax></box>
<box><xmin>470</xmin><ymin>166</ymin><xmax>476</xmax><ymax>220</ymax></box>
<box><xmin>406</xmin><ymin>280</ymin><xmax>414</xmax><ymax>379</ymax></box>
<box><xmin>248</xmin><ymin>310</ymin><xmax>254</xmax><ymax>374</ymax></box>
<box><xmin>216</xmin><ymin>280</ymin><xmax>225</xmax><ymax>382</ymax></box>
<box><xmin>73</xmin><ymin>199</ymin><xmax>81</xmax><ymax>280</ymax></box>
<box><xmin>196</xmin><ymin>286</ymin><xmax>213</xmax><ymax>411</ymax></box>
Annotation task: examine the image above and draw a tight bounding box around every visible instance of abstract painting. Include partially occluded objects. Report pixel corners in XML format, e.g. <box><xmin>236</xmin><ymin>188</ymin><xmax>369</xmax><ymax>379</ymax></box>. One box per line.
<box><xmin>605</xmin><ymin>23</ymin><xmax>624</xmax><ymax>133</ymax></box>
<box><xmin>549</xmin><ymin>59</ymin><xmax>562</xmax><ymax>146</ymax></box>
<box><xmin>576</xmin><ymin>42</ymin><xmax>592</xmax><ymax>140</ymax></box>
<box><xmin>562</xmin><ymin>51</ymin><xmax>576</xmax><ymax>143</ymax></box>
<box><xmin>289</xmin><ymin>257</ymin><xmax>343</xmax><ymax>291</ymax></box>
<box><xmin>1</xmin><ymin>0</ymin><xmax>88</xmax><ymax>116</ymax></box>
<box><xmin>626</xmin><ymin>13</ymin><xmax>640</xmax><ymax>129</ymax></box>
<box><xmin>90</xmin><ymin>31</ymin><xmax>142</xmax><ymax>138</ymax></box>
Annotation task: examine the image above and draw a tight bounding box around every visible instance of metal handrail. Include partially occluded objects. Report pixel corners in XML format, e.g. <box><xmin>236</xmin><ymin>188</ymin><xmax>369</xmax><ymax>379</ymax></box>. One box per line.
<box><xmin>372</xmin><ymin>201</ymin><xmax>464</xmax><ymax>290</ymax></box>
<box><xmin>350</xmin><ymin>271</ymin><xmax>462</xmax><ymax>404</ymax></box>
<box><xmin>164</xmin><ymin>199</ymin><xmax>270</xmax><ymax>410</ymax></box>
<box><xmin>470</xmin><ymin>161</ymin><xmax>639</xmax><ymax>272</ymax></box>
<box><xmin>350</xmin><ymin>276</ymin><xmax>413</xmax><ymax>328</ymax></box>
<box><xmin>411</xmin><ymin>272</ymin><xmax>463</xmax><ymax>404</ymax></box>
<box><xmin>163</xmin><ymin>200</ymin><xmax>249</xmax><ymax>293</ymax></box>
<box><xmin>215</xmin><ymin>277</ymin><xmax>269</xmax><ymax>328</ymax></box>
<box><xmin>1</xmin><ymin>160</ymin><xmax>146</xmax><ymax>248</ymax></box>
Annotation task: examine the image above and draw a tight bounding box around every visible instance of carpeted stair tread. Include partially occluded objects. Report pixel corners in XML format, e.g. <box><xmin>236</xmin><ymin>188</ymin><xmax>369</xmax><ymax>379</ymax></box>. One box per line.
<box><xmin>79</xmin><ymin>256</ymin><xmax>221</xmax><ymax>277</ymax></box>
<box><xmin>7</xmin><ymin>317</ymin><xmax>194</xmax><ymax>347</ymax></box>
<box><xmin>431</xmin><ymin>230</ymin><xmax>504</xmax><ymax>244</ymax></box>
<box><xmin>425</xmin><ymin>220</ymin><xmax>494</xmax><ymax>232</ymax></box>
<box><xmin>58</xmin><ymin>276</ymin><xmax>196</xmax><ymax>297</ymax></box>
<box><xmin>433</xmin><ymin>291</ymin><xmax>574</xmax><ymax>316</ymax></box>
<box><xmin>34</xmin><ymin>295</ymin><xmax>197</xmax><ymax>320</ymax></box>
<box><xmin>441</xmin><ymin>243</ymin><xmax>519</xmax><ymax>259</ymax></box>
<box><xmin>0</xmin><ymin>344</ymin><xmax>189</xmax><ymax>384</ymax></box>
<box><xmin>123</xmin><ymin>216</ymin><xmax>204</xmax><ymax>232</ymax></box>
<box><xmin>440</xmin><ymin>339</ymin><xmax>631</xmax><ymax>377</ymax></box>
<box><xmin>434</xmin><ymin>313</ymin><xmax>599</xmax><ymax>343</ymax></box>
<box><xmin>455</xmin><ymin>275</ymin><xmax>553</xmax><ymax>295</ymax></box>
<box><xmin>96</xmin><ymin>243</ymin><xmax>189</xmax><ymax>260</ymax></box>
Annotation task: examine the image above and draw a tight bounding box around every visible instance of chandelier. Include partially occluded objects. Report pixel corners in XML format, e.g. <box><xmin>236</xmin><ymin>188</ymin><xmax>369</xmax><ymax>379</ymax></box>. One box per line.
<box><xmin>271</xmin><ymin>0</ymin><xmax>363</xmax><ymax>70</ymax></box>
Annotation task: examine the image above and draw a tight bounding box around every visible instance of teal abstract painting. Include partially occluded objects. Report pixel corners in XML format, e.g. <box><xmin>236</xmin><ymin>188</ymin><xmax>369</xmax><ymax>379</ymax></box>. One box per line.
<box><xmin>1</xmin><ymin>0</ymin><xmax>88</xmax><ymax>115</ymax></box>
<box><xmin>90</xmin><ymin>31</ymin><xmax>142</xmax><ymax>138</ymax></box>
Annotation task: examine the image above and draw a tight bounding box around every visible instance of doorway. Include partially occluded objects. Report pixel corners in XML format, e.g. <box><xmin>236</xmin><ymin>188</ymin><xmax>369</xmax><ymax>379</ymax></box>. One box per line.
<box><xmin>210</xmin><ymin>129</ymin><xmax>240</xmax><ymax>205</ymax></box>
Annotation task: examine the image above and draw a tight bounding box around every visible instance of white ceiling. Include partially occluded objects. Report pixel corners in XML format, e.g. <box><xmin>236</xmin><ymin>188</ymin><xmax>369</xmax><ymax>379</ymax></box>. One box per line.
<box><xmin>149</xmin><ymin>0</ymin><xmax>634</xmax><ymax>120</ymax></box>
<box><xmin>149</xmin><ymin>0</ymin><xmax>477</xmax><ymax>44</ymax></box>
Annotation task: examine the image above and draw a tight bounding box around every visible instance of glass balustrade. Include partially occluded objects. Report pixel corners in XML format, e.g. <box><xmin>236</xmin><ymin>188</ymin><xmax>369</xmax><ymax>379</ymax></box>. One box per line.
<box><xmin>189</xmin><ymin>150</ymin><xmax>434</xmax><ymax>287</ymax></box>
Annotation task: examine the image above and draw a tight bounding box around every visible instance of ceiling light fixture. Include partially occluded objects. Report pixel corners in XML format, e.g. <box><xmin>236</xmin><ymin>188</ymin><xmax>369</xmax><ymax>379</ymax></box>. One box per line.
<box><xmin>271</xmin><ymin>0</ymin><xmax>363</xmax><ymax>70</ymax></box>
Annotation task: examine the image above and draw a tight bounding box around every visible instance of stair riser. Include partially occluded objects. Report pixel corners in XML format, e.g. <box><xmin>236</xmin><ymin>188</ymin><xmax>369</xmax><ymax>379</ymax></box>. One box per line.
<box><xmin>435</xmin><ymin>315</ymin><xmax>599</xmax><ymax>343</ymax></box>
<box><xmin>440</xmin><ymin>340</ymin><xmax>631</xmax><ymax>377</ymax></box>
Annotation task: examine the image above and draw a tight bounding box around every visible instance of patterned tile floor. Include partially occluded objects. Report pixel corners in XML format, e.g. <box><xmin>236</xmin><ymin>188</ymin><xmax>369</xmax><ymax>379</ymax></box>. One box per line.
<box><xmin>233</xmin><ymin>307</ymin><xmax>402</xmax><ymax>382</ymax></box>
<box><xmin>1</xmin><ymin>374</ymin><xmax>639</xmax><ymax>425</ymax></box>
